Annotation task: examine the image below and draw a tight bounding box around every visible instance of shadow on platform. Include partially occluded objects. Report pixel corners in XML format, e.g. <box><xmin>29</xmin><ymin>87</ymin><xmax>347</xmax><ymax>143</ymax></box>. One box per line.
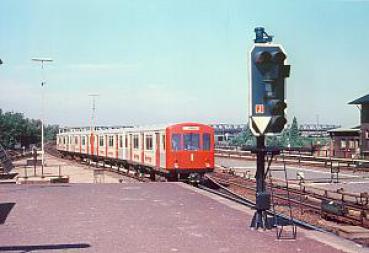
<box><xmin>0</xmin><ymin>243</ymin><xmax>91</xmax><ymax>252</ymax></box>
<box><xmin>0</xmin><ymin>202</ymin><xmax>15</xmax><ymax>224</ymax></box>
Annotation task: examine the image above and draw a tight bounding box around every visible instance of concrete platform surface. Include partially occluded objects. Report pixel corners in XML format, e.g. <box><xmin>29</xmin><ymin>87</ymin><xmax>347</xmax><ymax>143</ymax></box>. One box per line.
<box><xmin>0</xmin><ymin>183</ymin><xmax>366</xmax><ymax>253</ymax></box>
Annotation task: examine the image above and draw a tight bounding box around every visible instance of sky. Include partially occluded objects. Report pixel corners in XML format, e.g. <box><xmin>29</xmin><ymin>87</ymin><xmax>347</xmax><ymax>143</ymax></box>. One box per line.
<box><xmin>1</xmin><ymin>0</ymin><xmax>369</xmax><ymax>128</ymax></box>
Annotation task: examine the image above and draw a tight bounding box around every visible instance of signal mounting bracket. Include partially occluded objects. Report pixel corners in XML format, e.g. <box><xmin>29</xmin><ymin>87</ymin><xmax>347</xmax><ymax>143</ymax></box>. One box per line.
<box><xmin>254</xmin><ymin>27</ymin><xmax>273</xmax><ymax>44</ymax></box>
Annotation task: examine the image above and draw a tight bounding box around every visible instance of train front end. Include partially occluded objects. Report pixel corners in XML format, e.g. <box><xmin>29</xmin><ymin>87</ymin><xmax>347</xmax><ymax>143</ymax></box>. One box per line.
<box><xmin>166</xmin><ymin>123</ymin><xmax>214</xmax><ymax>180</ymax></box>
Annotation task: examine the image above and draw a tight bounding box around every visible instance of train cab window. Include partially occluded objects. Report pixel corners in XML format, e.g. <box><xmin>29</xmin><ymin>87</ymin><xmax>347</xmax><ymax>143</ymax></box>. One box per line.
<box><xmin>162</xmin><ymin>135</ymin><xmax>166</xmax><ymax>150</ymax></box>
<box><xmin>108</xmin><ymin>136</ymin><xmax>114</xmax><ymax>147</ymax></box>
<box><xmin>99</xmin><ymin>136</ymin><xmax>104</xmax><ymax>146</ymax></box>
<box><xmin>184</xmin><ymin>133</ymin><xmax>200</xmax><ymax>151</ymax></box>
<box><xmin>133</xmin><ymin>135</ymin><xmax>139</xmax><ymax>149</ymax></box>
<box><xmin>171</xmin><ymin>134</ymin><xmax>182</xmax><ymax>151</ymax></box>
<box><xmin>145</xmin><ymin>135</ymin><xmax>153</xmax><ymax>150</ymax></box>
<box><xmin>203</xmin><ymin>133</ymin><xmax>211</xmax><ymax>151</ymax></box>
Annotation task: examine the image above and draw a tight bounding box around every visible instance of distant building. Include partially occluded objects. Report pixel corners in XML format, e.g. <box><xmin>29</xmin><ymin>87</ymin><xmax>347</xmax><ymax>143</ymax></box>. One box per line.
<box><xmin>210</xmin><ymin>124</ymin><xmax>247</xmax><ymax>144</ymax></box>
<box><xmin>297</xmin><ymin>124</ymin><xmax>341</xmax><ymax>137</ymax></box>
<box><xmin>328</xmin><ymin>127</ymin><xmax>360</xmax><ymax>158</ymax></box>
<box><xmin>349</xmin><ymin>94</ymin><xmax>369</xmax><ymax>159</ymax></box>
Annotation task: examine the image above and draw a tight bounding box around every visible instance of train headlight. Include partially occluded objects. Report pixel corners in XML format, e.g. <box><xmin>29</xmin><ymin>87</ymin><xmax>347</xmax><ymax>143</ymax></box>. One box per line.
<box><xmin>205</xmin><ymin>163</ymin><xmax>210</xmax><ymax>168</ymax></box>
<box><xmin>174</xmin><ymin>163</ymin><xmax>179</xmax><ymax>169</ymax></box>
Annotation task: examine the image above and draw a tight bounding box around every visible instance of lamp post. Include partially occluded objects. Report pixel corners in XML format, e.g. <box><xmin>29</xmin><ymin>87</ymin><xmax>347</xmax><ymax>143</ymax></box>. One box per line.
<box><xmin>32</xmin><ymin>57</ymin><xmax>53</xmax><ymax>175</ymax></box>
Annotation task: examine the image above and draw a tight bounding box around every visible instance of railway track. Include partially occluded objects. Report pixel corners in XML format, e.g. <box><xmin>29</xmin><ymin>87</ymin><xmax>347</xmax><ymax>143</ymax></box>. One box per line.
<box><xmin>216</xmin><ymin>149</ymin><xmax>369</xmax><ymax>171</ymax></box>
<box><xmin>201</xmin><ymin>170</ymin><xmax>369</xmax><ymax>245</ymax></box>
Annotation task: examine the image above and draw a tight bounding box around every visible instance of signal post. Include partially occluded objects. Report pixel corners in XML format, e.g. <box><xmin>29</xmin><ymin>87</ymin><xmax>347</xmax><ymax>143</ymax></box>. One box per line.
<box><xmin>249</xmin><ymin>27</ymin><xmax>290</xmax><ymax>229</ymax></box>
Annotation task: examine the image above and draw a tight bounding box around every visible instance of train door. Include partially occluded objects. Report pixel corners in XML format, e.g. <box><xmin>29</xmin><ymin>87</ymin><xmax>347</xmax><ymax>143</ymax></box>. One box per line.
<box><xmin>155</xmin><ymin>133</ymin><xmax>160</xmax><ymax>168</ymax></box>
<box><xmin>90</xmin><ymin>133</ymin><xmax>95</xmax><ymax>157</ymax></box>
<box><xmin>129</xmin><ymin>134</ymin><xmax>133</xmax><ymax>161</ymax></box>
<box><xmin>140</xmin><ymin>133</ymin><xmax>144</xmax><ymax>163</ymax></box>
<box><xmin>87</xmin><ymin>135</ymin><xmax>90</xmax><ymax>155</ymax></box>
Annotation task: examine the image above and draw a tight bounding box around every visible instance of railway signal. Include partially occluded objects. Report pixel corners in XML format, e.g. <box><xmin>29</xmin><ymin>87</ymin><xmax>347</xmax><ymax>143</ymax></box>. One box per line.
<box><xmin>248</xmin><ymin>27</ymin><xmax>292</xmax><ymax>231</ymax></box>
<box><xmin>249</xmin><ymin>28</ymin><xmax>290</xmax><ymax>136</ymax></box>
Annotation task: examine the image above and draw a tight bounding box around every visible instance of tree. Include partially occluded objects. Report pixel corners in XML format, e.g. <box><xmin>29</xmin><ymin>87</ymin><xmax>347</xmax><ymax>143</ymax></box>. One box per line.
<box><xmin>288</xmin><ymin>116</ymin><xmax>304</xmax><ymax>148</ymax></box>
<box><xmin>230</xmin><ymin>128</ymin><xmax>255</xmax><ymax>146</ymax></box>
<box><xmin>0</xmin><ymin>108</ymin><xmax>58</xmax><ymax>149</ymax></box>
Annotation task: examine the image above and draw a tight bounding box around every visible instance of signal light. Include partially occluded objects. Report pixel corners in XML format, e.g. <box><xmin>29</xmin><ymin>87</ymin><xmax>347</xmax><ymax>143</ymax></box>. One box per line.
<box><xmin>255</xmin><ymin>51</ymin><xmax>272</xmax><ymax>64</ymax></box>
<box><xmin>249</xmin><ymin>45</ymin><xmax>290</xmax><ymax>135</ymax></box>
<box><xmin>271</xmin><ymin>51</ymin><xmax>286</xmax><ymax>64</ymax></box>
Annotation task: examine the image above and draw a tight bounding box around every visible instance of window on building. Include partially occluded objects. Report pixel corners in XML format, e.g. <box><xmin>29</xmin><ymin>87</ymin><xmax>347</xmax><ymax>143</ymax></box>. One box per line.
<box><xmin>145</xmin><ymin>135</ymin><xmax>153</xmax><ymax>150</ymax></box>
<box><xmin>203</xmin><ymin>133</ymin><xmax>211</xmax><ymax>151</ymax></box>
<box><xmin>162</xmin><ymin>134</ymin><xmax>166</xmax><ymax>150</ymax></box>
<box><xmin>340</xmin><ymin>140</ymin><xmax>346</xmax><ymax>149</ymax></box>
<box><xmin>82</xmin><ymin>136</ymin><xmax>86</xmax><ymax>145</ymax></box>
<box><xmin>171</xmin><ymin>134</ymin><xmax>182</xmax><ymax>151</ymax></box>
<box><xmin>125</xmin><ymin>135</ymin><xmax>128</xmax><ymax>148</ymax></box>
<box><xmin>133</xmin><ymin>135</ymin><xmax>139</xmax><ymax>149</ymax></box>
<box><xmin>184</xmin><ymin>133</ymin><xmax>200</xmax><ymax>151</ymax></box>
<box><xmin>349</xmin><ymin>140</ymin><xmax>355</xmax><ymax>149</ymax></box>
<box><xmin>99</xmin><ymin>136</ymin><xmax>104</xmax><ymax>147</ymax></box>
<box><xmin>108</xmin><ymin>135</ymin><xmax>114</xmax><ymax>147</ymax></box>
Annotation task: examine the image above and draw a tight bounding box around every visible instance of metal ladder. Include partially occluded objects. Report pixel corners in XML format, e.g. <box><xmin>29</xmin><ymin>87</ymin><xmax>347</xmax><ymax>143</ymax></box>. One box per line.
<box><xmin>0</xmin><ymin>144</ymin><xmax>14</xmax><ymax>174</ymax></box>
<box><xmin>266</xmin><ymin>151</ymin><xmax>297</xmax><ymax>239</ymax></box>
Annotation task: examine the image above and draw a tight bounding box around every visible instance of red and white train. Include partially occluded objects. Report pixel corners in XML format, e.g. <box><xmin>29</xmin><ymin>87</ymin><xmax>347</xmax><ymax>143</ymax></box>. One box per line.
<box><xmin>56</xmin><ymin>122</ymin><xmax>214</xmax><ymax>180</ymax></box>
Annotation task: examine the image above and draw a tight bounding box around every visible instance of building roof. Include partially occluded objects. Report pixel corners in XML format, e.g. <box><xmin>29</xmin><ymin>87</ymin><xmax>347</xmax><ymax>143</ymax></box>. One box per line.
<box><xmin>327</xmin><ymin>126</ymin><xmax>360</xmax><ymax>134</ymax></box>
<box><xmin>349</xmin><ymin>93</ymin><xmax>369</xmax><ymax>105</ymax></box>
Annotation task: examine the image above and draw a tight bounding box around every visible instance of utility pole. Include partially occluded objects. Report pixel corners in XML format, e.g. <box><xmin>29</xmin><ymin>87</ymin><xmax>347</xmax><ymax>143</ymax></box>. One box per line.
<box><xmin>32</xmin><ymin>57</ymin><xmax>53</xmax><ymax>176</ymax></box>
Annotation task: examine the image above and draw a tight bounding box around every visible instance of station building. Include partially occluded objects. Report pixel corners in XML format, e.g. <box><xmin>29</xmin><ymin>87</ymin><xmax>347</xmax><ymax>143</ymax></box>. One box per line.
<box><xmin>329</xmin><ymin>94</ymin><xmax>369</xmax><ymax>159</ymax></box>
<box><xmin>349</xmin><ymin>94</ymin><xmax>369</xmax><ymax>159</ymax></box>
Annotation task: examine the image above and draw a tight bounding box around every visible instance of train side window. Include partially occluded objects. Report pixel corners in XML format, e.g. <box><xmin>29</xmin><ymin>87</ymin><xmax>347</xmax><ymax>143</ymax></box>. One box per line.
<box><xmin>171</xmin><ymin>134</ymin><xmax>182</xmax><ymax>151</ymax></box>
<box><xmin>82</xmin><ymin>136</ymin><xmax>86</xmax><ymax>145</ymax></box>
<box><xmin>75</xmin><ymin>136</ymin><xmax>78</xmax><ymax>144</ymax></box>
<box><xmin>99</xmin><ymin>136</ymin><xmax>104</xmax><ymax>147</ymax></box>
<box><xmin>184</xmin><ymin>133</ymin><xmax>200</xmax><ymax>151</ymax></box>
<box><xmin>119</xmin><ymin>136</ymin><xmax>123</xmax><ymax>148</ymax></box>
<box><xmin>125</xmin><ymin>135</ymin><xmax>128</xmax><ymax>148</ymax></box>
<box><xmin>145</xmin><ymin>135</ymin><xmax>153</xmax><ymax>150</ymax></box>
<box><xmin>162</xmin><ymin>134</ymin><xmax>166</xmax><ymax>150</ymax></box>
<box><xmin>203</xmin><ymin>133</ymin><xmax>211</xmax><ymax>151</ymax></box>
<box><xmin>108</xmin><ymin>135</ymin><xmax>114</xmax><ymax>147</ymax></box>
<box><xmin>133</xmin><ymin>135</ymin><xmax>139</xmax><ymax>149</ymax></box>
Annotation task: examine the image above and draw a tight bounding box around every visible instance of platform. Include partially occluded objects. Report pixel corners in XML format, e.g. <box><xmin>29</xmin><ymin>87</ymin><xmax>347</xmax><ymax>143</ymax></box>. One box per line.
<box><xmin>0</xmin><ymin>183</ymin><xmax>366</xmax><ymax>252</ymax></box>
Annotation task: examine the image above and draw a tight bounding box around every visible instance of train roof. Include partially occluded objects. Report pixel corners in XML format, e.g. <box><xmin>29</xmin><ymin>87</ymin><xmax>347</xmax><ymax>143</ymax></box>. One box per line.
<box><xmin>58</xmin><ymin>123</ymin><xmax>213</xmax><ymax>135</ymax></box>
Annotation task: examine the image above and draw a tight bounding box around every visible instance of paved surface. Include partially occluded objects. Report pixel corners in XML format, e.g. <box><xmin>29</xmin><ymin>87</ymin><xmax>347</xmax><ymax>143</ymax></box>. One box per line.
<box><xmin>12</xmin><ymin>154</ymin><xmax>137</xmax><ymax>183</ymax></box>
<box><xmin>0</xmin><ymin>183</ymin><xmax>365</xmax><ymax>253</ymax></box>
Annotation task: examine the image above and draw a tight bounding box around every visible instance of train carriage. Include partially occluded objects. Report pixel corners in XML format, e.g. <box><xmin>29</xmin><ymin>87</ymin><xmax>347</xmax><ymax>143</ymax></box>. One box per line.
<box><xmin>56</xmin><ymin>122</ymin><xmax>214</xmax><ymax>180</ymax></box>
